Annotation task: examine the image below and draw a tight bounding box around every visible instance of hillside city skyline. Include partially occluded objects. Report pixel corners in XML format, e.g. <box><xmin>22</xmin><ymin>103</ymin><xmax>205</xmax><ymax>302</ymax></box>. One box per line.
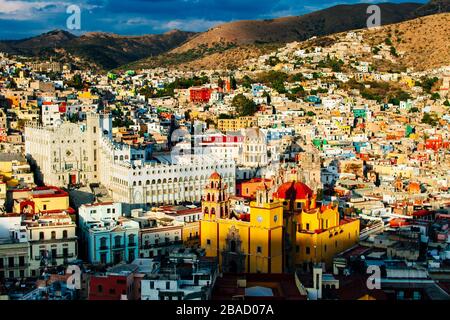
<box><xmin>0</xmin><ymin>0</ymin><xmax>449</xmax><ymax>307</ymax></box>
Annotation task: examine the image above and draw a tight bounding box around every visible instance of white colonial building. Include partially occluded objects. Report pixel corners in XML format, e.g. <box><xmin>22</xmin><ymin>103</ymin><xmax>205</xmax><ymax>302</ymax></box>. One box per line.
<box><xmin>25</xmin><ymin>112</ymin><xmax>236</xmax><ymax>208</ymax></box>
<box><xmin>24</xmin><ymin>213</ymin><xmax>77</xmax><ymax>276</ymax></box>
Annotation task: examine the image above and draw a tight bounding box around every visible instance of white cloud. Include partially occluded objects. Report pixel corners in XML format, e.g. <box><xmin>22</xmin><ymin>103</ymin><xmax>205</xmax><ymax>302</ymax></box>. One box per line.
<box><xmin>0</xmin><ymin>0</ymin><xmax>102</xmax><ymax>21</ymax></box>
<box><xmin>161</xmin><ymin>19</ymin><xmax>226</xmax><ymax>32</ymax></box>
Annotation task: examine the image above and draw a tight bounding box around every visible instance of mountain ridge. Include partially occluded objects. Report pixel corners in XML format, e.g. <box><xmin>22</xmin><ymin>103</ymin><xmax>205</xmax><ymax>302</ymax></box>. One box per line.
<box><xmin>0</xmin><ymin>1</ymin><xmax>448</xmax><ymax>70</ymax></box>
<box><xmin>0</xmin><ymin>29</ymin><xmax>197</xmax><ymax>70</ymax></box>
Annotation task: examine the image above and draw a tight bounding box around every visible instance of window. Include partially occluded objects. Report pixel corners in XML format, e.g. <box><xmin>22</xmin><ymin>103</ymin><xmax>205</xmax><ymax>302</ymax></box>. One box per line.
<box><xmin>306</xmin><ymin>247</ymin><xmax>310</xmax><ymax>255</ymax></box>
<box><xmin>114</xmin><ymin>236</ymin><xmax>121</xmax><ymax>247</ymax></box>
<box><xmin>63</xmin><ymin>230</ymin><xmax>68</xmax><ymax>239</ymax></box>
<box><xmin>19</xmin><ymin>256</ymin><xmax>25</xmax><ymax>267</ymax></box>
<box><xmin>206</xmin><ymin>239</ymin><xmax>211</xmax><ymax>245</ymax></box>
<box><xmin>8</xmin><ymin>257</ymin><xmax>14</xmax><ymax>267</ymax></box>
<box><xmin>166</xmin><ymin>282</ymin><xmax>170</xmax><ymax>290</ymax></box>
<box><xmin>128</xmin><ymin>234</ymin><xmax>135</xmax><ymax>246</ymax></box>
<box><xmin>97</xmin><ymin>285</ymin><xmax>103</xmax><ymax>293</ymax></box>
<box><xmin>51</xmin><ymin>231</ymin><xmax>56</xmax><ymax>239</ymax></box>
<box><xmin>306</xmin><ymin>223</ymin><xmax>310</xmax><ymax>231</ymax></box>
<box><xmin>100</xmin><ymin>237</ymin><xmax>107</xmax><ymax>248</ymax></box>
<box><xmin>109</xmin><ymin>288</ymin><xmax>116</xmax><ymax>294</ymax></box>
<box><xmin>150</xmin><ymin>281</ymin><xmax>154</xmax><ymax>289</ymax></box>
<box><xmin>257</xmin><ymin>246</ymin><xmax>262</xmax><ymax>254</ymax></box>
<box><xmin>39</xmin><ymin>232</ymin><xmax>45</xmax><ymax>240</ymax></box>
<box><xmin>230</xmin><ymin>240</ymin><xmax>236</xmax><ymax>252</ymax></box>
<box><xmin>296</xmin><ymin>245</ymin><xmax>300</xmax><ymax>253</ymax></box>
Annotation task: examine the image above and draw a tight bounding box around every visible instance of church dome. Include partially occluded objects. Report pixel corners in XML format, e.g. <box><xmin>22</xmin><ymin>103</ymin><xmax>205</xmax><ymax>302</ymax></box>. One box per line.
<box><xmin>275</xmin><ymin>181</ymin><xmax>313</xmax><ymax>200</ymax></box>
<box><xmin>244</xmin><ymin>127</ymin><xmax>266</xmax><ymax>142</ymax></box>
<box><xmin>209</xmin><ymin>171</ymin><xmax>221</xmax><ymax>180</ymax></box>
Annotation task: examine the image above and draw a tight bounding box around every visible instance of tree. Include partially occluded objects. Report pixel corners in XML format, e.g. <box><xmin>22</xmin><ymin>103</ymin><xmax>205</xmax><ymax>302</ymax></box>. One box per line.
<box><xmin>431</xmin><ymin>92</ymin><xmax>440</xmax><ymax>101</ymax></box>
<box><xmin>421</xmin><ymin>113</ymin><xmax>438</xmax><ymax>127</ymax></box>
<box><xmin>256</xmin><ymin>71</ymin><xmax>288</xmax><ymax>94</ymax></box>
<box><xmin>262</xmin><ymin>91</ymin><xmax>271</xmax><ymax>105</ymax></box>
<box><xmin>217</xmin><ymin>78</ymin><xmax>225</xmax><ymax>90</ymax></box>
<box><xmin>67</xmin><ymin>74</ymin><xmax>84</xmax><ymax>89</ymax></box>
<box><xmin>218</xmin><ymin>113</ymin><xmax>234</xmax><ymax>119</ymax></box>
<box><xmin>390</xmin><ymin>46</ymin><xmax>399</xmax><ymax>57</ymax></box>
<box><xmin>184</xmin><ymin>110</ymin><xmax>191</xmax><ymax>121</ymax></box>
<box><xmin>240</xmin><ymin>75</ymin><xmax>254</xmax><ymax>89</ymax></box>
<box><xmin>6</xmin><ymin>78</ymin><xmax>17</xmax><ymax>89</ymax></box>
<box><xmin>230</xmin><ymin>76</ymin><xmax>237</xmax><ymax>90</ymax></box>
<box><xmin>416</xmin><ymin>77</ymin><xmax>439</xmax><ymax>94</ymax></box>
<box><xmin>232</xmin><ymin>94</ymin><xmax>257</xmax><ymax>117</ymax></box>
<box><xmin>266</xmin><ymin>56</ymin><xmax>281</xmax><ymax>67</ymax></box>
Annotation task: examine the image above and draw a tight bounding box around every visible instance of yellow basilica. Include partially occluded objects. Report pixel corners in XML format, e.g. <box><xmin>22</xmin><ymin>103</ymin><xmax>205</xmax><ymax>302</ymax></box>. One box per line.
<box><xmin>200</xmin><ymin>172</ymin><xmax>360</xmax><ymax>273</ymax></box>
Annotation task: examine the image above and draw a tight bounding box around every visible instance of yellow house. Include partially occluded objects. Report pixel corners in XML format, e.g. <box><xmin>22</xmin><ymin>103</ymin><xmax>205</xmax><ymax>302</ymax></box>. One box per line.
<box><xmin>400</xmin><ymin>76</ymin><xmax>415</xmax><ymax>88</ymax></box>
<box><xmin>274</xmin><ymin>181</ymin><xmax>359</xmax><ymax>269</ymax></box>
<box><xmin>294</xmin><ymin>205</ymin><xmax>360</xmax><ymax>268</ymax></box>
<box><xmin>201</xmin><ymin>173</ymin><xmax>283</xmax><ymax>273</ymax></box>
<box><xmin>11</xmin><ymin>186</ymin><xmax>71</xmax><ymax>215</ymax></box>
<box><xmin>0</xmin><ymin>181</ymin><xmax>6</xmax><ymax>199</ymax></box>
<box><xmin>217</xmin><ymin>116</ymin><xmax>257</xmax><ymax>132</ymax></box>
<box><xmin>183</xmin><ymin>221</ymin><xmax>200</xmax><ymax>246</ymax></box>
<box><xmin>201</xmin><ymin>175</ymin><xmax>360</xmax><ymax>273</ymax></box>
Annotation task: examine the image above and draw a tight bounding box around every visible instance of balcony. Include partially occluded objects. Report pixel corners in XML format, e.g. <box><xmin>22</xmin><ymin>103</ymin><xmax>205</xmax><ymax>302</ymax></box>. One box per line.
<box><xmin>0</xmin><ymin>264</ymin><xmax>29</xmax><ymax>269</ymax></box>
<box><xmin>55</xmin><ymin>253</ymin><xmax>75</xmax><ymax>259</ymax></box>
<box><xmin>112</xmin><ymin>244</ymin><xmax>124</xmax><ymax>250</ymax></box>
<box><xmin>140</xmin><ymin>240</ymin><xmax>183</xmax><ymax>250</ymax></box>
<box><xmin>99</xmin><ymin>246</ymin><xmax>109</xmax><ymax>251</ymax></box>
<box><xmin>34</xmin><ymin>254</ymin><xmax>74</xmax><ymax>260</ymax></box>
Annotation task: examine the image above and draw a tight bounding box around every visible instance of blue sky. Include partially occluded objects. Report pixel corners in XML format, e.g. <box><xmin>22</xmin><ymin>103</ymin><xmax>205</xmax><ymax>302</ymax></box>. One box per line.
<box><xmin>0</xmin><ymin>0</ymin><xmax>426</xmax><ymax>39</ymax></box>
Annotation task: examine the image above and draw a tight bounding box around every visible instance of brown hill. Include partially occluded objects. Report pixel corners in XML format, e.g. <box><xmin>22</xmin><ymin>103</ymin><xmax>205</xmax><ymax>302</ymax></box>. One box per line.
<box><xmin>414</xmin><ymin>0</ymin><xmax>450</xmax><ymax>16</ymax></box>
<box><xmin>171</xmin><ymin>2</ymin><xmax>422</xmax><ymax>53</ymax></box>
<box><xmin>363</xmin><ymin>12</ymin><xmax>450</xmax><ymax>71</ymax></box>
<box><xmin>0</xmin><ymin>29</ymin><xmax>197</xmax><ymax>70</ymax></box>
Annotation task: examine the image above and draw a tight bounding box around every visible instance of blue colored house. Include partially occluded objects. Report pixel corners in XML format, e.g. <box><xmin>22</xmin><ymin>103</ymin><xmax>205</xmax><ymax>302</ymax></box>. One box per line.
<box><xmin>79</xmin><ymin>203</ymin><xmax>139</xmax><ymax>265</ymax></box>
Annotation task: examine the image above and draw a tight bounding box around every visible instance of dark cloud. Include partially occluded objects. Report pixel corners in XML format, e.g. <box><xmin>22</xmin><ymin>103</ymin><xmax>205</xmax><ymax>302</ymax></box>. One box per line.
<box><xmin>0</xmin><ymin>0</ymin><xmax>426</xmax><ymax>39</ymax></box>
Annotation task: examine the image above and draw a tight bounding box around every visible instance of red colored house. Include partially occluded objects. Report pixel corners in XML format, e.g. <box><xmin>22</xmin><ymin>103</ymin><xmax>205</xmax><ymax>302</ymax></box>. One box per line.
<box><xmin>425</xmin><ymin>135</ymin><xmax>447</xmax><ymax>151</ymax></box>
<box><xmin>88</xmin><ymin>272</ymin><xmax>136</xmax><ymax>300</ymax></box>
<box><xmin>59</xmin><ymin>102</ymin><xmax>67</xmax><ymax>113</ymax></box>
<box><xmin>189</xmin><ymin>87</ymin><xmax>211</xmax><ymax>103</ymax></box>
